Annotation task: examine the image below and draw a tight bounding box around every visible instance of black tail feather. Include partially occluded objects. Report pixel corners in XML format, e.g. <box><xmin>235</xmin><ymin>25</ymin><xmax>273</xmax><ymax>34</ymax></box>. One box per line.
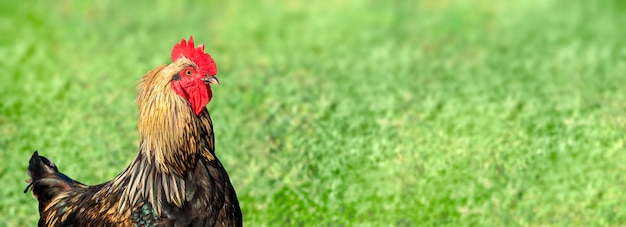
<box><xmin>24</xmin><ymin>151</ymin><xmax>87</xmax><ymax>212</ymax></box>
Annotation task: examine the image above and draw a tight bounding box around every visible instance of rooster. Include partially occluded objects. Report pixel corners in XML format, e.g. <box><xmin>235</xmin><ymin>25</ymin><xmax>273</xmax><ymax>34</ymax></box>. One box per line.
<box><xmin>24</xmin><ymin>36</ymin><xmax>242</xmax><ymax>226</ymax></box>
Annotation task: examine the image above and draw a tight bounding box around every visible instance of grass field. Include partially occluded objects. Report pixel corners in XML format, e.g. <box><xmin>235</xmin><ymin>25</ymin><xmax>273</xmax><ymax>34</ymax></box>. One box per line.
<box><xmin>1</xmin><ymin>0</ymin><xmax>626</xmax><ymax>226</ymax></box>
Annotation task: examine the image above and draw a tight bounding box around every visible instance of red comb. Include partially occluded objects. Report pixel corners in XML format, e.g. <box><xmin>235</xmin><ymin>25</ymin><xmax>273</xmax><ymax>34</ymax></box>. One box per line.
<box><xmin>171</xmin><ymin>36</ymin><xmax>217</xmax><ymax>76</ymax></box>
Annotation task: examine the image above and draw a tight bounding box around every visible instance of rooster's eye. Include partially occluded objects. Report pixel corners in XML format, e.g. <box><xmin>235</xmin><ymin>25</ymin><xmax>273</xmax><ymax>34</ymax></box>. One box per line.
<box><xmin>185</xmin><ymin>70</ymin><xmax>192</xmax><ymax>76</ymax></box>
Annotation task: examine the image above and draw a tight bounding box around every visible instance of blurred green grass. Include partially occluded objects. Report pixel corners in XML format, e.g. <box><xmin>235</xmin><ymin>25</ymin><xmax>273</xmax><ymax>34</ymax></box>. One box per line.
<box><xmin>1</xmin><ymin>0</ymin><xmax>626</xmax><ymax>225</ymax></box>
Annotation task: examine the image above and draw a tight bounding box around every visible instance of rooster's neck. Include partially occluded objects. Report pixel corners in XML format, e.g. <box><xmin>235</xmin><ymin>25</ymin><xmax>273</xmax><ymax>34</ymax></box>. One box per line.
<box><xmin>112</xmin><ymin>105</ymin><xmax>215</xmax><ymax>217</ymax></box>
<box><xmin>113</xmin><ymin>61</ymin><xmax>218</xmax><ymax>216</ymax></box>
<box><xmin>135</xmin><ymin>64</ymin><xmax>216</xmax><ymax>175</ymax></box>
<box><xmin>138</xmin><ymin>102</ymin><xmax>216</xmax><ymax>175</ymax></box>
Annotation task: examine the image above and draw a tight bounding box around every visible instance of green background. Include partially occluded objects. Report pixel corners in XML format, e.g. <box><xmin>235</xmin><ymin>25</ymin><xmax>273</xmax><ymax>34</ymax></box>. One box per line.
<box><xmin>1</xmin><ymin>0</ymin><xmax>625</xmax><ymax>226</ymax></box>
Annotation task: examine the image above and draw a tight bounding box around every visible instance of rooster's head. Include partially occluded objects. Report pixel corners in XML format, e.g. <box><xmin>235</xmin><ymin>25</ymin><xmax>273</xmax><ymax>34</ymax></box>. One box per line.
<box><xmin>170</xmin><ymin>36</ymin><xmax>219</xmax><ymax>115</ymax></box>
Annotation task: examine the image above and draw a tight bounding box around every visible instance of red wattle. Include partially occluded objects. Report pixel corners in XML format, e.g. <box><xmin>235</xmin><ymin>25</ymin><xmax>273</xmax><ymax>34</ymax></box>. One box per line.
<box><xmin>172</xmin><ymin>80</ymin><xmax>211</xmax><ymax>115</ymax></box>
<box><xmin>189</xmin><ymin>80</ymin><xmax>210</xmax><ymax>115</ymax></box>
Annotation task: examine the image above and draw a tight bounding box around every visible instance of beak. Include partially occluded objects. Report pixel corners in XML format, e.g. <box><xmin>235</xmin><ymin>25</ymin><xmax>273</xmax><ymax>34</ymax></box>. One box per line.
<box><xmin>202</xmin><ymin>76</ymin><xmax>220</xmax><ymax>85</ymax></box>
